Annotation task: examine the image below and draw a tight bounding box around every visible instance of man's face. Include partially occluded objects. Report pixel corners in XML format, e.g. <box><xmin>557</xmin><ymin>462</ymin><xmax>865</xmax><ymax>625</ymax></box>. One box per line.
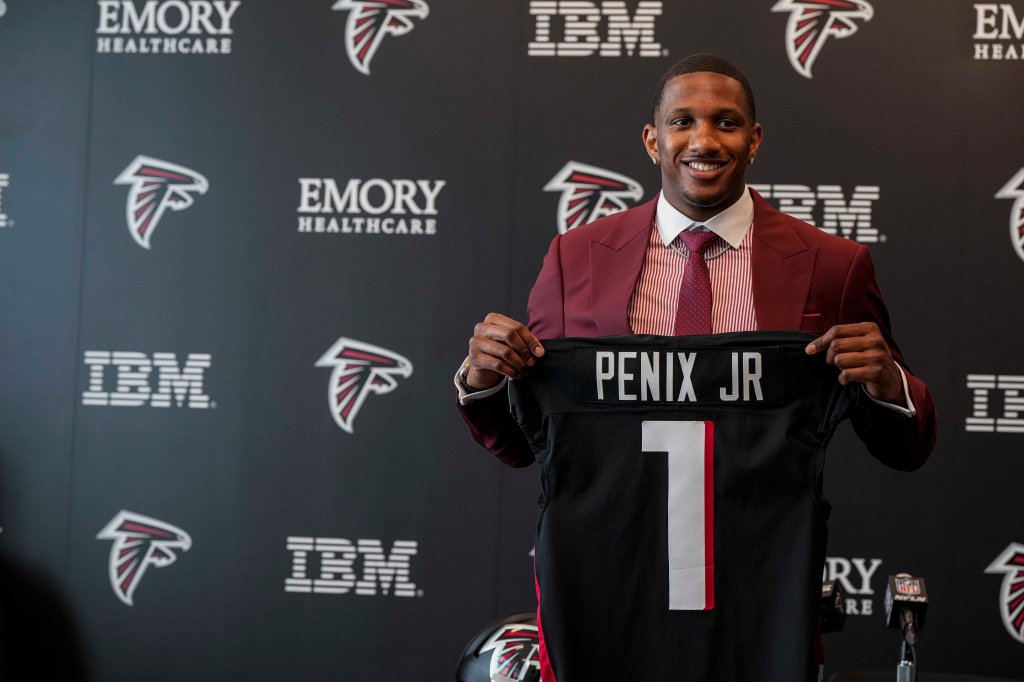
<box><xmin>643</xmin><ymin>72</ymin><xmax>762</xmax><ymax>222</ymax></box>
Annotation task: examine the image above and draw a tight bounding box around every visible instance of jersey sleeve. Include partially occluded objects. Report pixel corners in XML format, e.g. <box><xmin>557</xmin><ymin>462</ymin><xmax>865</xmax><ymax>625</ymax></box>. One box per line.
<box><xmin>456</xmin><ymin>387</ymin><xmax>537</xmax><ymax>468</ymax></box>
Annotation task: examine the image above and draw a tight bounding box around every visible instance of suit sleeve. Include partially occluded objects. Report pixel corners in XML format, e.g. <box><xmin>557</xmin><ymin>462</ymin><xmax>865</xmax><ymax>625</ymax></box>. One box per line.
<box><xmin>456</xmin><ymin>235</ymin><xmax>567</xmax><ymax>468</ymax></box>
<box><xmin>840</xmin><ymin>247</ymin><xmax>937</xmax><ymax>471</ymax></box>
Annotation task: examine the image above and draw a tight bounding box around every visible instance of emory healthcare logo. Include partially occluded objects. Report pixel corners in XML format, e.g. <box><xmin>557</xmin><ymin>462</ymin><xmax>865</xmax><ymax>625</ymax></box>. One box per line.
<box><xmin>332</xmin><ymin>0</ymin><xmax>429</xmax><ymax>75</ymax></box>
<box><xmin>996</xmin><ymin>168</ymin><xmax>1024</xmax><ymax>263</ymax></box>
<box><xmin>985</xmin><ymin>543</ymin><xmax>1024</xmax><ymax>644</ymax></box>
<box><xmin>974</xmin><ymin>4</ymin><xmax>1024</xmax><ymax>60</ymax></box>
<box><xmin>97</xmin><ymin>510</ymin><xmax>192</xmax><ymax>606</ymax></box>
<box><xmin>544</xmin><ymin>162</ymin><xmax>643</xmax><ymax>234</ymax></box>
<box><xmin>480</xmin><ymin>623</ymin><xmax>542</xmax><ymax>681</ymax></box>
<box><xmin>296</xmin><ymin>176</ymin><xmax>445</xmax><ymax>236</ymax></box>
<box><xmin>771</xmin><ymin>0</ymin><xmax>873</xmax><ymax>78</ymax></box>
<box><xmin>95</xmin><ymin>0</ymin><xmax>241</xmax><ymax>55</ymax></box>
<box><xmin>316</xmin><ymin>337</ymin><xmax>413</xmax><ymax>433</ymax></box>
<box><xmin>822</xmin><ymin>555</ymin><xmax>884</xmax><ymax>616</ymax></box>
<box><xmin>114</xmin><ymin>156</ymin><xmax>208</xmax><ymax>249</ymax></box>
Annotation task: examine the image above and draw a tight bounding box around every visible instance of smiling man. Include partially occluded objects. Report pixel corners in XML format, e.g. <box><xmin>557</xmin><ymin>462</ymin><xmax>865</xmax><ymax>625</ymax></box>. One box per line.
<box><xmin>456</xmin><ymin>54</ymin><xmax>936</xmax><ymax>681</ymax></box>
<box><xmin>643</xmin><ymin>64</ymin><xmax>762</xmax><ymax>222</ymax></box>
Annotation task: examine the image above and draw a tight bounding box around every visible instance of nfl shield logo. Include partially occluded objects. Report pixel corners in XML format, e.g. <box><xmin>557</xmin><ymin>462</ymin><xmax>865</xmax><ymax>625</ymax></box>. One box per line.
<box><xmin>895</xmin><ymin>576</ymin><xmax>921</xmax><ymax>595</ymax></box>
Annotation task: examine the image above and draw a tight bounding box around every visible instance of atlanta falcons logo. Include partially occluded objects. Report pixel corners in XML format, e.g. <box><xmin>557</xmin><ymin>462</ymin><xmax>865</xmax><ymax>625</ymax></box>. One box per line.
<box><xmin>986</xmin><ymin>542</ymin><xmax>1024</xmax><ymax>644</ymax></box>
<box><xmin>543</xmin><ymin>161</ymin><xmax>643</xmax><ymax>234</ymax></box>
<box><xmin>96</xmin><ymin>510</ymin><xmax>192</xmax><ymax>606</ymax></box>
<box><xmin>113</xmin><ymin>155</ymin><xmax>208</xmax><ymax>250</ymax></box>
<box><xmin>316</xmin><ymin>337</ymin><xmax>413</xmax><ymax>433</ymax></box>
<box><xmin>996</xmin><ymin>167</ymin><xmax>1024</xmax><ymax>264</ymax></box>
<box><xmin>333</xmin><ymin>0</ymin><xmax>429</xmax><ymax>75</ymax></box>
<box><xmin>771</xmin><ymin>0</ymin><xmax>873</xmax><ymax>79</ymax></box>
<box><xmin>479</xmin><ymin>623</ymin><xmax>541</xmax><ymax>682</ymax></box>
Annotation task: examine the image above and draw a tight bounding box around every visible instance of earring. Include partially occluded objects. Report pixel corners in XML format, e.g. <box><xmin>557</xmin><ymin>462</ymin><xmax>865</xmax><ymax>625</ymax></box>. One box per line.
<box><xmin>749</xmin><ymin>156</ymin><xmax>756</xmax><ymax>165</ymax></box>
<box><xmin>651</xmin><ymin>157</ymin><xmax>659</xmax><ymax>165</ymax></box>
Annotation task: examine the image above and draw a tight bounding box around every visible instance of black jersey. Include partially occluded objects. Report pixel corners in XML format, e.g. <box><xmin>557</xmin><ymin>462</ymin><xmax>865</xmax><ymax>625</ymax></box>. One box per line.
<box><xmin>508</xmin><ymin>332</ymin><xmax>853</xmax><ymax>682</ymax></box>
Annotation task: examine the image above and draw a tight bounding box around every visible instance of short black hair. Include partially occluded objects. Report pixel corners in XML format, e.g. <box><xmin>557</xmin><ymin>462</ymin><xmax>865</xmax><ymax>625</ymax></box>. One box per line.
<box><xmin>650</xmin><ymin>53</ymin><xmax>756</xmax><ymax>123</ymax></box>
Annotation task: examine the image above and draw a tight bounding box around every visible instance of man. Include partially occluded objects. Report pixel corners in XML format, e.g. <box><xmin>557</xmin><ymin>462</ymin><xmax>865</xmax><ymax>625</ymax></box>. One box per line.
<box><xmin>456</xmin><ymin>54</ymin><xmax>936</xmax><ymax>679</ymax></box>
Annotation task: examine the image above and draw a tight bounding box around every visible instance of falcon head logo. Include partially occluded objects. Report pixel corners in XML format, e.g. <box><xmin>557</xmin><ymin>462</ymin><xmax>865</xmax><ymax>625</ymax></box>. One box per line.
<box><xmin>96</xmin><ymin>510</ymin><xmax>192</xmax><ymax>606</ymax></box>
<box><xmin>996</xmin><ymin>167</ymin><xmax>1024</xmax><ymax>264</ymax></box>
<box><xmin>543</xmin><ymin>161</ymin><xmax>643</xmax><ymax>234</ymax></box>
<box><xmin>985</xmin><ymin>542</ymin><xmax>1024</xmax><ymax>644</ymax></box>
<box><xmin>333</xmin><ymin>0</ymin><xmax>429</xmax><ymax>75</ymax></box>
<box><xmin>316</xmin><ymin>337</ymin><xmax>413</xmax><ymax>433</ymax></box>
<box><xmin>479</xmin><ymin>623</ymin><xmax>541</xmax><ymax>682</ymax></box>
<box><xmin>771</xmin><ymin>0</ymin><xmax>874</xmax><ymax>79</ymax></box>
<box><xmin>114</xmin><ymin>155</ymin><xmax>208</xmax><ymax>250</ymax></box>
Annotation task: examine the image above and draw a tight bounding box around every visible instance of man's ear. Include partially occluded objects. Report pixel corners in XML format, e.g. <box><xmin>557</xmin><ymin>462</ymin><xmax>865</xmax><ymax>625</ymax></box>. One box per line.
<box><xmin>642</xmin><ymin>124</ymin><xmax>658</xmax><ymax>159</ymax></box>
<box><xmin>749</xmin><ymin>122</ymin><xmax>763</xmax><ymax>158</ymax></box>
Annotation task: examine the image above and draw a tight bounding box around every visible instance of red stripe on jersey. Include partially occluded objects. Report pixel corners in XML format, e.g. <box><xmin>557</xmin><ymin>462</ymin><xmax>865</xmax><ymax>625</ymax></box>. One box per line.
<box><xmin>534</xmin><ymin>555</ymin><xmax>557</xmax><ymax>682</ymax></box>
<box><xmin>704</xmin><ymin>421</ymin><xmax>715</xmax><ymax>610</ymax></box>
<box><xmin>629</xmin><ymin>226</ymin><xmax>756</xmax><ymax>334</ymax></box>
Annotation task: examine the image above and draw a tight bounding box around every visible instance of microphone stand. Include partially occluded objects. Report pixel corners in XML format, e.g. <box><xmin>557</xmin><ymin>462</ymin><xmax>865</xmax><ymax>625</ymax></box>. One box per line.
<box><xmin>896</xmin><ymin>634</ymin><xmax>916</xmax><ymax>682</ymax></box>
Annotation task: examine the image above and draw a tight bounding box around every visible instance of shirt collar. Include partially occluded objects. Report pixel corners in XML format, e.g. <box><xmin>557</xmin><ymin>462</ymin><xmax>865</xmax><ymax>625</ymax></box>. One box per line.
<box><xmin>655</xmin><ymin>186</ymin><xmax>754</xmax><ymax>249</ymax></box>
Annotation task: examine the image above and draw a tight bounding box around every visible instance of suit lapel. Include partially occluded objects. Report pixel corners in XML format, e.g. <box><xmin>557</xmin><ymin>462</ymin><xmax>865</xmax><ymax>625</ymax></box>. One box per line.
<box><xmin>590</xmin><ymin>198</ymin><xmax>657</xmax><ymax>335</ymax></box>
<box><xmin>586</xmin><ymin>192</ymin><xmax>816</xmax><ymax>334</ymax></box>
<box><xmin>750</xmin><ymin>190</ymin><xmax>817</xmax><ymax>331</ymax></box>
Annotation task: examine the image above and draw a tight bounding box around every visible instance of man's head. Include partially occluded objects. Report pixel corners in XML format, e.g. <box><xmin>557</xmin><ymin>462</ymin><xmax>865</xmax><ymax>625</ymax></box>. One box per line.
<box><xmin>643</xmin><ymin>54</ymin><xmax>762</xmax><ymax>222</ymax></box>
<box><xmin>650</xmin><ymin>53</ymin><xmax>756</xmax><ymax>124</ymax></box>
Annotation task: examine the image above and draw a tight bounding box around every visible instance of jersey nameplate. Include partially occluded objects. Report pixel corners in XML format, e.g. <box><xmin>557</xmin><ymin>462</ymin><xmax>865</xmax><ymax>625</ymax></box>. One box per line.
<box><xmin>573</xmin><ymin>347</ymin><xmax>783</xmax><ymax>405</ymax></box>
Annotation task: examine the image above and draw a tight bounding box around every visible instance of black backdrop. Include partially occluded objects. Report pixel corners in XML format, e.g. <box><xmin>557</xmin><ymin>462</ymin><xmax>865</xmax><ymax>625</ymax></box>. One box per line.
<box><xmin>1</xmin><ymin>1</ymin><xmax>1023</xmax><ymax>679</ymax></box>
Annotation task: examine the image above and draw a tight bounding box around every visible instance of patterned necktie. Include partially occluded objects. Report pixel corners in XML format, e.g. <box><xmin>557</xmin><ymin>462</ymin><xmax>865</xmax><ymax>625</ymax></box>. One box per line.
<box><xmin>673</xmin><ymin>229</ymin><xmax>719</xmax><ymax>336</ymax></box>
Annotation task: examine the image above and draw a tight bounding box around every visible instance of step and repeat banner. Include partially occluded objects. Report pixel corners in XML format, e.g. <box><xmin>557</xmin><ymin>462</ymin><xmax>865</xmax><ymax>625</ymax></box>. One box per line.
<box><xmin>0</xmin><ymin>1</ymin><xmax>1022</xmax><ymax>680</ymax></box>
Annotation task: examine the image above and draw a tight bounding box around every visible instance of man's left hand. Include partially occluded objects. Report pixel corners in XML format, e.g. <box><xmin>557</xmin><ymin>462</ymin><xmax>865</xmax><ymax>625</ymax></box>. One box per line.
<box><xmin>805</xmin><ymin>322</ymin><xmax>903</xmax><ymax>403</ymax></box>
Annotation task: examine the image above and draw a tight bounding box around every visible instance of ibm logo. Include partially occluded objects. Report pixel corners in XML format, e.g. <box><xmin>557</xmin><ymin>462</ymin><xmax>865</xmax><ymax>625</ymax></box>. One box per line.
<box><xmin>0</xmin><ymin>173</ymin><xmax>9</xmax><ymax>228</ymax></box>
<box><xmin>966</xmin><ymin>374</ymin><xmax>1024</xmax><ymax>433</ymax></box>
<box><xmin>82</xmin><ymin>351</ymin><xmax>213</xmax><ymax>408</ymax></box>
<box><xmin>750</xmin><ymin>184</ymin><xmax>882</xmax><ymax>243</ymax></box>
<box><xmin>528</xmin><ymin>1</ymin><xmax>664</xmax><ymax>57</ymax></box>
<box><xmin>285</xmin><ymin>537</ymin><xmax>420</xmax><ymax>597</ymax></box>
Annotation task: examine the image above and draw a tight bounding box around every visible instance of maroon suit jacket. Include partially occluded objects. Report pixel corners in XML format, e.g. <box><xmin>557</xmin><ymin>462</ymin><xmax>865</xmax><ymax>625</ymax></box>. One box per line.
<box><xmin>459</xmin><ymin>189</ymin><xmax>936</xmax><ymax>470</ymax></box>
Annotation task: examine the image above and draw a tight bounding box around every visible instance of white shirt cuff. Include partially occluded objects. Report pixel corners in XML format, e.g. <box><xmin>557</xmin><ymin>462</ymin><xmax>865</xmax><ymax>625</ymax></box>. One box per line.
<box><xmin>454</xmin><ymin>358</ymin><xmax>509</xmax><ymax>405</ymax></box>
<box><xmin>862</xmin><ymin>363</ymin><xmax>916</xmax><ymax>417</ymax></box>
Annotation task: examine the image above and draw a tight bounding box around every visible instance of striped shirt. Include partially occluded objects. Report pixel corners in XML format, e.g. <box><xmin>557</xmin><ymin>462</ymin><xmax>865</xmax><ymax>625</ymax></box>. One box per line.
<box><xmin>629</xmin><ymin>189</ymin><xmax>756</xmax><ymax>334</ymax></box>
<box><xmin>458</xmin><ymin>185</ymin><xmax>914</xmax><ymax>416</ymax></box>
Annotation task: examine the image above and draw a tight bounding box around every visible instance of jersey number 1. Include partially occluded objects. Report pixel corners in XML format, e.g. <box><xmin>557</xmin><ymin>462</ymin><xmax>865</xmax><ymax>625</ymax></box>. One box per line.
<box><xmin>642</xmin><ymin>420</ymin><xmax>715</xmax><ymax>611</ymax></box>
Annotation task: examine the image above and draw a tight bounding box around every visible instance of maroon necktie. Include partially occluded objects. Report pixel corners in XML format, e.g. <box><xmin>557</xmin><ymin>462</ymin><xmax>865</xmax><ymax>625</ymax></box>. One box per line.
<box><xmin>673</xmin><ymin>229</ymin><xmax>719</xmax><ymax>336</ymax></box>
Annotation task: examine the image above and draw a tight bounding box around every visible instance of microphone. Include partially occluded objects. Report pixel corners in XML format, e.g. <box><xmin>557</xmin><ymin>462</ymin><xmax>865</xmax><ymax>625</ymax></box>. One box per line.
<box><xmin>884</xmin><ymin>573</ymin><xmax>928</xmax><ymax>646</ymax></box>
<box><xmin>819</xmin><ymin>580</ymin><xmax>847</xmax><ymax>633</ymax></box>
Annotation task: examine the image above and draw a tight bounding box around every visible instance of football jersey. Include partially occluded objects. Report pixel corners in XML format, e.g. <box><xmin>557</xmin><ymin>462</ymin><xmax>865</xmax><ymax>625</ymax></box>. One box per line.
<box><xmin>508</xmin><ymin>331</ymin><xmax>854</xmax><ymax>682</ymax></box>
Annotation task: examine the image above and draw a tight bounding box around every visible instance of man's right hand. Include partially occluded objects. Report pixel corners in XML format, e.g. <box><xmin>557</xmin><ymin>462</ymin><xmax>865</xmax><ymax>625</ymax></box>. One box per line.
<box><xmin>466</xmin><ymin>313</ymin><xmax>545</xmax><ymax>389</ymax></box>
